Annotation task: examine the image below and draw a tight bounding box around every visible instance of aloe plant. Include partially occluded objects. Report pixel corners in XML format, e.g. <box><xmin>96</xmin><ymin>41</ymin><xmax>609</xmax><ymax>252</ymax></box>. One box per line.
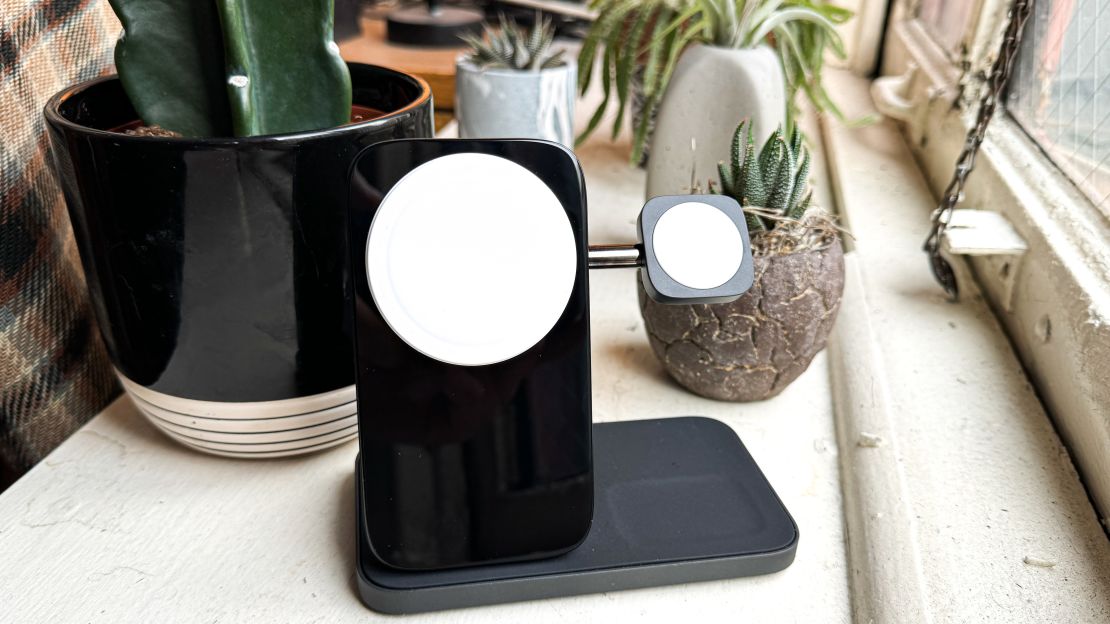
<box><xmin>109</xmin><ymin>0</ymin><xmax>352</xmax><ymax>138</ymax></box>
<box><xmin>714</xmin><ymin>119</ymin><xmax>811</xmax><ymax>232</ymax></box>
<box><xmin>577</xmin><ymin>0</ymin><xmax>852</xmax><ymax>163</ymax></box>
<box><xmin>461</xmin><ymin>15</ymin><xmax>567</xmax><ymax>71</ymax></box>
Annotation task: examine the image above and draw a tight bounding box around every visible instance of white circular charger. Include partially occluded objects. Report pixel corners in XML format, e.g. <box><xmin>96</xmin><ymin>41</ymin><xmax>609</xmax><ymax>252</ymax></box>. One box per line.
<box><xmin>652</xmin><ymin>201</ymin><xmax>744</xmax><ymax>290</ymax></box>
<box><xmin>365</xmin><ymin>153</ymin><xmax>578</xmax><ymax>366</ymax></box>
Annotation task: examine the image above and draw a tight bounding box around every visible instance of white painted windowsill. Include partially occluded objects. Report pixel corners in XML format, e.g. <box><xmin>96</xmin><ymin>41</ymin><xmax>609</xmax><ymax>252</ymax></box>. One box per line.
<box><xmin>0</xmin><ymin>88</ymin><xmax>850</xmax><ymax>622</ymax></box>
<box><xmin>822</xmin><ymin>69</ymin><xmax>1110</xmax><ymax>622</ymax></box>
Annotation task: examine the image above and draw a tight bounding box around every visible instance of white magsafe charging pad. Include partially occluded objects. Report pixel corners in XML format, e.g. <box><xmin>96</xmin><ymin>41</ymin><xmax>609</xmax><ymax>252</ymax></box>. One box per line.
<box><xmin>364</xmin><ymin>153</ymin><xmax>578</xmax><ymax>366</ymax></box>
<box><xmin>652</xmin><ymin>201</ymin><xmax>744</xmax><ymax>290</ymax></box>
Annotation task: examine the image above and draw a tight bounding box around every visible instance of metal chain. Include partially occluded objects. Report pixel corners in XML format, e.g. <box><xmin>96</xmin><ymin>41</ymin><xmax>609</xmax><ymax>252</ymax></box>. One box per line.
<box><xmin>923</xmin><ymin>0</ymin><xmax>1034</xmax><ymax>299</ymax></box>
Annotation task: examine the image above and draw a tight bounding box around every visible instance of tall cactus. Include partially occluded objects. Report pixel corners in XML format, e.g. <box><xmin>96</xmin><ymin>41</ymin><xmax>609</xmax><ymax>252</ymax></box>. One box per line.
<box><xmin>715</xmin><ymin>120</ymin><xmax>812</xmax><ymax>233</ymax></box>
<box><xmin>109</xmin><ymin>0</ymin><xmax>231</xmax><ymax>137</ymax></box>
<box><xmin>217</xmin><ymin>0</ymin><xmax>352</xmax><ymax>136</ymax></box>
<box><xmin>109</xmin><ymin>0</ymin><xmax>352</xmax><ymax>138</ymax></box>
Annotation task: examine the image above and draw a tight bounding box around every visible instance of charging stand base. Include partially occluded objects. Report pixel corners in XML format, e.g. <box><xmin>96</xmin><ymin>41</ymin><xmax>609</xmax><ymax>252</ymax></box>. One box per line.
<box><xmin>355</xmin><ymin>417</ymin><xmax>798</xmax><ymax>614</ymax></box>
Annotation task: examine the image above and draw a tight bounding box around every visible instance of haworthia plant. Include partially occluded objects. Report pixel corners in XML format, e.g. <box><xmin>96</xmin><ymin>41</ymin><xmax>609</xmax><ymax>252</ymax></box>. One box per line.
<box><xmin>461</xmin><ymin>14</ymin><xmax>566</xmax><ymax>71</ymax></box>
<box><xmin>108</xmin><ymin>0</ymin><xmax>352</xmax><ymax>138</ymax></box>
<box><xmin>715</xmin><ymin>119</ymin><xmax>811</xmax><ymax>232</ymax></box>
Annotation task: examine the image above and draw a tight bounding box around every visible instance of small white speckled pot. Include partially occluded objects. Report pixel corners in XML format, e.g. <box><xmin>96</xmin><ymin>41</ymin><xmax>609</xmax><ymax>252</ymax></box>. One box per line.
<box><xmin>455</xmin><ymin>58</ymin><xmax>576</xmax><ymax>147</ymax></box>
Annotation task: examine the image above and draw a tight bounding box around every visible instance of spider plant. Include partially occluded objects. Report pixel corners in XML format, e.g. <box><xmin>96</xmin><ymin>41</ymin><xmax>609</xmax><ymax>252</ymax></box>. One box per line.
<box><xmin>577</xmin><ymin>0</ymin><xmax>852</xmax><ymax>163</ymax></box>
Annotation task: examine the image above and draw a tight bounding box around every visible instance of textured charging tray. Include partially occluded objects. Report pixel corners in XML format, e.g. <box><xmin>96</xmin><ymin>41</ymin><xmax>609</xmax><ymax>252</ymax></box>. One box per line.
<box><xmin>355</xmin><ymin>416</ymin><xmax>798</xmax><ymax>614</ymax></box>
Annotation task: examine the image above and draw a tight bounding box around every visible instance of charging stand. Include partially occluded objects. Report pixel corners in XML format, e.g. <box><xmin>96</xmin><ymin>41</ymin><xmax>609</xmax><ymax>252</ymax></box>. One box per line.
<box><xmin>355</xmin><ymin>417</ymin><xmax>798</xmax><ymax>614</ymax></box>
<box><xmin>348</xmin><ymin>139</ymin><xmax>798</xmax><ymax>614</ymax></box>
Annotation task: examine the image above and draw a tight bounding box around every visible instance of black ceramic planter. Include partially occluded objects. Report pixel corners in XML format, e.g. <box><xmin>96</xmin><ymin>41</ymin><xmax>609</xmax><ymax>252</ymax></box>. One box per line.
<box><xmin>45</xmin><ymin>63</ymin><xmax>433</xmax><ymax>457</ymax></box>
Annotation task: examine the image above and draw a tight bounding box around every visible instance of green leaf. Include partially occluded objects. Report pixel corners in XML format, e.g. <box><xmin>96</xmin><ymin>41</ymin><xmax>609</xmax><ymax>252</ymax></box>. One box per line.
<box><xmin>613</xmin><ymin>7</ymin><xmax>653</xmax><ymax>139</ymax></box>
<box><xmin>766</xmin><ymin>147</ymin><xmax>795</xmax><ymax>213</ymax></box>
<box><xmin>789</xmin><ymin>126</ymin><xmax>803</xmax><ymax>158</ymax></box>
<box><xmin>730</xmin><ymin>118</ymin><xmax>746</xmax><ymax>181</ymax></box>
<box><xmin>745</xmin><ymin>212</ymin><xmax>767</xmax><ymax>232</ymax></box>
<box><xmin>541</xmin><ymin>49</ymin><xmax>567</xmax><ymax>69</ymax></box>
<box><xmin>630</xmin><ymin>23</ymin><xmax>702</xmax><ymax>163</ymax></box>
<box><xmin>717</xmin><ymin>160</ymin><xmax>735</xmax><ymax>197</ymax></box>
<box><xmin>527</xmin><ymin>14</ymin><xmax>545</xmax><ymax>60</ymax></box>
<box><xmin>741</xmin><ymin>0</ymin><xmax>787</xmax><ymax>46</ymax></box>
<box><xmin>576</xmin><ymin>44</ymin><xmax>614</xmax><ymax>147</ymax></box>
<box><xmin>787</xmin><ymin>190</ymin><xmax>812</xmax><ymax>220</ymax></box>
<box><xmin>787</xmin><ymin>150</ymin><xmax>811</xmax><ymax>213</ymax></box>
<box><xmin>217</xmin><ymin>0</ymin><xmax>351</xmax><ymax>136</ymax></box>
<box><xmin>741</xmin><ymin>123</ymin><xmax>765</xmax><ymax>206</ymax></box>
<box><xmin>108</xmin><ymin>0</ymin><xmax>231</xmax><ymax>137</ymax></box>
<box><xmin>629</xmin><ymin>18</ymin><xmax>679</xmax><ymax>163</ymax></box>
<box><xmin>639</xmin><ymin>12</ymin><xmax>671</xmax><ymax>99</ymax></box>
<box><xmin>575</xmin><ymin>0</ymin><xmax>646</xmax><ymax>139</ymax></box>
<box><xmin>757</xmin><ymin>128</ymin><xmax>784</xmax><ymax>187</ymax></box>
<box><xmin>748</xmin><ymin>6</ymin><xmax>838</xmax><ymax>49</ymax></box>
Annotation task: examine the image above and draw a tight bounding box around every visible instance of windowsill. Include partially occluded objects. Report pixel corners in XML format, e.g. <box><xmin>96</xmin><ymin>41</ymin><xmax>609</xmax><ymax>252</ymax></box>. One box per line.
<box><xmin>0</xmin><ymin>84</ymin><xmax>853</xmax><ymax>621</ymax></box>
<box><xmin>882</xmin><ymin>13</ymin><xmax>1110</xmax><ymax>529</ymax></box>
<box><xmin>821</xmin><ymin>68</ymin><xmax>1110</xmax><ymax>621</ymax></box>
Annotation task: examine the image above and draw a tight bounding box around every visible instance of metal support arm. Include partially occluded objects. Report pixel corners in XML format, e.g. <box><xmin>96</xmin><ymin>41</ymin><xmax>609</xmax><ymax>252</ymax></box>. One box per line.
<box><xmin>587</xmin><ymin>244</ymin><xmax>644</xmax><ymax>269</ymax></box>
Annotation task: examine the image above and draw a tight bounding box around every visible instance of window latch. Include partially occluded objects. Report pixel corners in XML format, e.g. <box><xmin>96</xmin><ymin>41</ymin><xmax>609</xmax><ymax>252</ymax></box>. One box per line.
<box><xmin>939</xmin><ymin>209</ymin><xmax>1028</xmax><ymax>256</ymax></box>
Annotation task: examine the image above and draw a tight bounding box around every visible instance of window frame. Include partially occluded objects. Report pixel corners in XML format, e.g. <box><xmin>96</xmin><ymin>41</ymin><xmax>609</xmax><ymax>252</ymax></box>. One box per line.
<box><xmin>879</xmin><ymin>0</ymin><xmax>1110</xmax><ymax>521</ymax></box>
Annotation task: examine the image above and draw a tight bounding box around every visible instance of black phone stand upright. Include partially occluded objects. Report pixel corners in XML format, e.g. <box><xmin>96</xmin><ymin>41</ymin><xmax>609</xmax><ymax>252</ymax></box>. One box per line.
<box><xmin>349</xmin><ymin>140</ymin><xmax>799</xmax><ymax>614</ymax></box>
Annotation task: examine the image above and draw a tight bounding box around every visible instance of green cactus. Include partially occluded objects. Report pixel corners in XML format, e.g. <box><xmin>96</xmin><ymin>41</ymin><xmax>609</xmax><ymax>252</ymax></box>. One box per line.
<box><xmin>109</xmin><ymin>0</ymin><xmax>352</xmax><ymax>138</ymax></box>
<box><xmin>715</xmin><ymin>119</ymin><xmax>812</xmax><ymax>233</ymax></box>
<box><xmin>461</xmin><ymin>14</ymin><xmax>566</xmax><ymax>71</ymax></box>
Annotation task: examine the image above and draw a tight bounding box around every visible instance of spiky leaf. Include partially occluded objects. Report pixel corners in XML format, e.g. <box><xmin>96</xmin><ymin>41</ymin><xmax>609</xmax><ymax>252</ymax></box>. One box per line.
<box><xmin>465</xmin><ymin>14</ymin><xmax>565</xmax><ymax>71</ymax></box>
<box><xmin>713</xmin><ymin>120</ymin><xmax>814</xmax><ymax>231</ymax></box>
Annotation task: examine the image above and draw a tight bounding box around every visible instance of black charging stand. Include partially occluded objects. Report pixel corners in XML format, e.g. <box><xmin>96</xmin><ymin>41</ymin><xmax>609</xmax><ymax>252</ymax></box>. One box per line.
<box><xmin>348</xmin><ymin>139</ymin><xmax>798</xmax><ymax>614</ymax></box>
<box><xmin>355</xmin><ymin>417</ymin><xmax>798</xmax><ymax>614</ymax></box>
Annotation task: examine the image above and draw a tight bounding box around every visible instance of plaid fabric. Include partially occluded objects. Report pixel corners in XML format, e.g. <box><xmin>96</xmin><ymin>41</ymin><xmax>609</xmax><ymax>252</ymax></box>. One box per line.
<box><xmin>0</xmin><ymin>0</ymin><xmax>121</xmax><ymax>488</ymax></box>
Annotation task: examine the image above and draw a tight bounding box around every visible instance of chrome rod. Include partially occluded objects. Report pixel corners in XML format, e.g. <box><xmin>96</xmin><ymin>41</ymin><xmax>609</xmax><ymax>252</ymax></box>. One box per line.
<box><xmin>588</xmin><ymin>244</ymin><xmax>644</xmax><ymax>269</ymax></box>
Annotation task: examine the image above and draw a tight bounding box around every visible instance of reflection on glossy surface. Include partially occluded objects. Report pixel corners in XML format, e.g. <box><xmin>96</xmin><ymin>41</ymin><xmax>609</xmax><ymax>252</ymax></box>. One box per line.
<box><xmin>350</xmin><ymin>140</ymin><xmax>593</xmax><ymax>570</ymax></box>
<box><xmin>45</xmin><ymin>64</ymin><xmax>433</xmax><ymax>402</ymax></box>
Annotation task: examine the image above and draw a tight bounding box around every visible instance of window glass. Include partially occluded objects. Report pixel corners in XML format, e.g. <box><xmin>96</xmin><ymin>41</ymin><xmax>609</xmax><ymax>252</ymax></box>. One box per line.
<box><xmin>1008</xmin><ymin>0</ymin><xmax>1109</xmax><ymax>212</ymax></box>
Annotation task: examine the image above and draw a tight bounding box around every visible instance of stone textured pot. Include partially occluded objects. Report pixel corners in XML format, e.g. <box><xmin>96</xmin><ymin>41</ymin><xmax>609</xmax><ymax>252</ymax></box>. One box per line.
<box><xmin>645</xmin><ymin>45</ymin><xmax>785</xmax><ymax>197</ymax></box>
<box><xmin>45</xmin><ymin>63</ymin><xmax>433</xmax><ymax>457</ymax></box>
<box><xmin>455</xmin><ymin>59</ymin><xmax>575</xmax><ymax>147</ymax></box>
<box><xmin>639</xmin><ymin>241</ymin><xmax>845</xmax><ymax>402</ymax></box>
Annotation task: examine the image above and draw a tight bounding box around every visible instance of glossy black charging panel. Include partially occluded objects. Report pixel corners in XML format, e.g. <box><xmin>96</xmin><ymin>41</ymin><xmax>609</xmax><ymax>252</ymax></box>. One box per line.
<box><xmin>348</xmin><ymin>139</ymin><xmax>593</xmax><ymax>571</ymax></box>
<box><xmin>355</xmin><ymin>417</ymin><xmax>800</xmax><ymax>614</ymax></box>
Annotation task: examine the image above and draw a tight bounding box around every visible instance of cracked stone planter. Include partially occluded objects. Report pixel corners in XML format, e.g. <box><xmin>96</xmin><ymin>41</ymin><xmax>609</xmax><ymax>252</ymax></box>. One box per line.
<box><xmin>639</xmin><ymin>241</ymin><xmax>845</xmax><ymax>402</ymax></box>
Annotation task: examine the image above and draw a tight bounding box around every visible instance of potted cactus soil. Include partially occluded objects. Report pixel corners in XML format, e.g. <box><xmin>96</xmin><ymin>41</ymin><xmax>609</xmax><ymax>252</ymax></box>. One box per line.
<box><xmin>639</xmin><ymin>120</ymin><xmax>844</xmax><ymax>401</ymax></box>
<box><xmin>455</xmin><ymin>15</ymin><xmax>575</xmax><ymax>147</ymax></box>
<box><xmin>45</xmin><ymin>0</ymin><xmax>433</xmax><ymax>456</ymax></box>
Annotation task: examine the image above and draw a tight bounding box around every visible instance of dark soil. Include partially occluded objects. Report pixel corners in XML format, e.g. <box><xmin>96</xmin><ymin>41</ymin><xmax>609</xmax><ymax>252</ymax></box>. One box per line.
<box><xmin>122</xmin><ymin>124</ymin><xmax>180</xmax><ymax>137</ymax></box>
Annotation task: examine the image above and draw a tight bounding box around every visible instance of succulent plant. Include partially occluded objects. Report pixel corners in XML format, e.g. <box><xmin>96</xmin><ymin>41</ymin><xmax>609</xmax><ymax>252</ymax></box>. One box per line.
<box><xmin>715</xmin><ymin>119</ymin><xmax>812</xmax><ymax>233</ymax></box>
<box><xmin>461</xmin><ymin>14</ymin><xmax>567</xmax><ymax>71</ymax></box>
<box><xmin>109</xmin><ymin>0</ymin><xmax>352</xmax><ymax>137</ymax></box>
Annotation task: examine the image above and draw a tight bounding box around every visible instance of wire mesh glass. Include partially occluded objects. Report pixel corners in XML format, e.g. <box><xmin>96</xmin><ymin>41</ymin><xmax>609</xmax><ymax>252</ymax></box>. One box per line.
<box><xmin>1008</xmin><ymin>0</ymin><xmax>1110</xmax><ymax>213</ymax></box>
